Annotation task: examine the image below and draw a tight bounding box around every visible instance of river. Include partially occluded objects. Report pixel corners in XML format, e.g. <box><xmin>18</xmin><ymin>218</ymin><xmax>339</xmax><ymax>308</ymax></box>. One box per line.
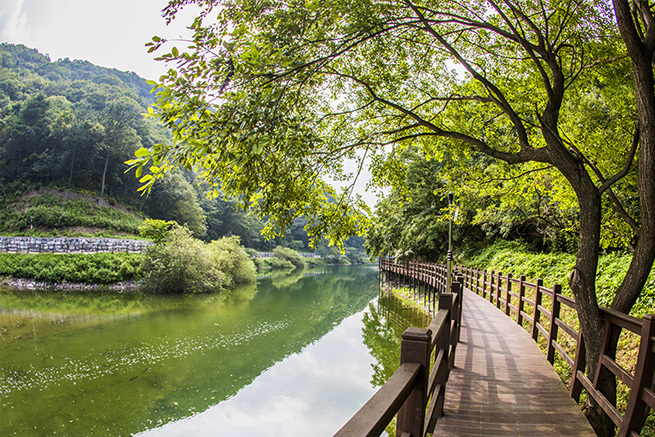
<box><xmin>0</xmin><ymin>265</ymin><xmax>429</xmax><ymax>436</ymax></box>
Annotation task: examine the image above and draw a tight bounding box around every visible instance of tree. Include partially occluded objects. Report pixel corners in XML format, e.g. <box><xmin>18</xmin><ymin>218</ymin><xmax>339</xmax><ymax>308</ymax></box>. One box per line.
<box><xmin>98</xmin><ymin>103</ymin><xmax>141</xmax><ymax>198</ymax></box>
<box><xmin>135</xmin><ymin>1</ymin><xmax>653</xmax><ymax>433</ymax></box>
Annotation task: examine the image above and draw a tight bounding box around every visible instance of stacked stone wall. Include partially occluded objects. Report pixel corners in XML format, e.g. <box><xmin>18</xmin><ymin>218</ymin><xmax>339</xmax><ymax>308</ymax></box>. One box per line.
<box><xmin>0</xmin><ymin>237</ymin><xmax>152</xmax><ymax>254</ymax></box>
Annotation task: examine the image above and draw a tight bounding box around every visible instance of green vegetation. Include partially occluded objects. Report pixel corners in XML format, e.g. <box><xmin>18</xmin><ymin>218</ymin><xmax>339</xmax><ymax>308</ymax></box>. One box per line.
<box><xmin>273</xmin><ymin>246</ymin><xmax>307</xmax><ymax>269</ymax></box>
<box><xmin>138</xmin><ymin>218</ymin><xmax>176</xmax><ymax>244</ymax></box>
<box><xmin>462</xmin><ymin>241</ymin><xmax>655</xmax><ymax>318</ymax></box>
<box><xmin>139</xmin><ymin>226</ymin><xmax>255</xmax><ymax>294</ymax></box>
<box><xmin>0</xmin><ymin>252</ymin><xmax>142</xmax><ymax>284</ymax></box>
<box><xmin>0</xmin><ymin>43</ymin><xmax>324</xmax><ymax>248</ymax></box>
<box><xmin>0</xmin><ymin>185</ymin><xmax>144</xmax><ymax>237</ymax></box>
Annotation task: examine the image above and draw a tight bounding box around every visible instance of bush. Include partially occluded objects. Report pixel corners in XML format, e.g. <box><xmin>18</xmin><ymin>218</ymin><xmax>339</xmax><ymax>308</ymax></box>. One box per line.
<box><xmin>208</xmin><ymin>236</ymin><xmax>257</xmax><ymax>284</ymax></box>
<box><xmin>273</xmin><ymin>246</ymin><xmax>306</xmax><ymax>269</ymax></box>
<box><xmin>139</xmin><ymin>227</ymin><xmax>256</xmax><ymax>294</ymax></box>
<box><xmin>0</xmin><ymin>253</ymin><xmax>143</xmax><ymax>284</ymax></box>
<box><xmin>463</xmin><ymin>240</ymin><xmax>655</xmax><ymax>317</ymax></box>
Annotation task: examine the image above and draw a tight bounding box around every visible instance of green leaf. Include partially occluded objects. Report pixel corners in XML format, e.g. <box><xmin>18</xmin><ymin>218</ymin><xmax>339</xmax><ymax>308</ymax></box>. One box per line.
<box><xmin>172</xmin><ymin>47</ymin><xmax>179</xmax><ymax>57</ymax></box>
<box><xmin>135</xmin><ymin>148</ymin><xmax>150</xmax><ymax>158</ymax></box>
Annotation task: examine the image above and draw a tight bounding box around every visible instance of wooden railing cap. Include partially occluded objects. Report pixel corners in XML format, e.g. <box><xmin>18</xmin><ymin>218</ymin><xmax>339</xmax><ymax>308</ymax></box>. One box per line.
<box><xmin>402</xmin><ymin>327</ymin><xmax>431</xmax><ymax>341</ymax></box>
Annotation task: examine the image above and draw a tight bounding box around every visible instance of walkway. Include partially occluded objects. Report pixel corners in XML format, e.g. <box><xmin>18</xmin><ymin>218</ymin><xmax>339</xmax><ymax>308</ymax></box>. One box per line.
<box><xmin>432</xmin><ymin>289</ymin><xmax>596</xmax><ymax>436</ymax></box>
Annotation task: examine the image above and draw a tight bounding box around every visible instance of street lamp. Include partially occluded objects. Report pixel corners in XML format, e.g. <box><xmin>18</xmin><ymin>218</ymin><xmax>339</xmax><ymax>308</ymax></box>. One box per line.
<box><xmin>447</xmin><ymin>192</ymin><xmax>453</xmax><ymax>293</ymax></box>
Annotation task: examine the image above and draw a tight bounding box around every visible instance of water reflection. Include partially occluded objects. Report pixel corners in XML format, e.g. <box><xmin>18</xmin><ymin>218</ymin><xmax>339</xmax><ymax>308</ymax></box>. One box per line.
<box><xmin>1</xmin><ymin>265</ymin><xmax>430</xmax><ymax>436</ymax></box>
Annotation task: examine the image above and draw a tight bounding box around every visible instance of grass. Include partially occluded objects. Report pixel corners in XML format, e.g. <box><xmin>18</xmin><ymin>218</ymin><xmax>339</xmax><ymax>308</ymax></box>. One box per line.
<box><xmin>0</xmin><ymin>185</ymin><xmax>144</xmax><ymax>238</ymax></box>
<box><xmin>0</xmin><ymin>253</ymin><xmax>143</xmax><ymax>284</ymax></box>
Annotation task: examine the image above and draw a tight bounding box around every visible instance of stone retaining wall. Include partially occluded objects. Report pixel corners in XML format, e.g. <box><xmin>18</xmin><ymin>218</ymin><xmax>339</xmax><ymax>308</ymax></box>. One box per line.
<box><xmin>0</xmin><ymin>237</ymin><xmax>152</xmax><ymax>254</ymax></box>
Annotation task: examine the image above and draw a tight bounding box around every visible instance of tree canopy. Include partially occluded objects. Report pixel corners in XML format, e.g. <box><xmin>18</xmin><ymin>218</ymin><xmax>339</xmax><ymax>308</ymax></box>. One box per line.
<box><xmin>138</xmin><ymin>0</ymin><xmax>655</xmax><ymax>433</ymax></box>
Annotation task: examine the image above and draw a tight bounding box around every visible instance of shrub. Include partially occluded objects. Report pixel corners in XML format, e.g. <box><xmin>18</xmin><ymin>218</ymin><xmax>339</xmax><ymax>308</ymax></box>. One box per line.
<box><xmin>138</xmin><ymin>219</ymin><xmax>177</xmax><ymax>244</ymax></box>
<box><xmin>139</xmin><ymin>227</ymin><xmax>256</xmax><ymax>294</ymax></box>
<box><xmin>208</xmin><ymin>236</ymin><xmax>257</xmax><ymax>284</ymax></box>
<box><xmin>273</xmin><ymin>246</ymin><xmax>306</xmax><ymax>269</ymax></box>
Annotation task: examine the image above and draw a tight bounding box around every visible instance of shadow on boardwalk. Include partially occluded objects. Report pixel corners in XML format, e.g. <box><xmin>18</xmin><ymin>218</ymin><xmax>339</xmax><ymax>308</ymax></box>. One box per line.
<box><xmin>433</xmin><ymin>289</ymin><xmax>596</xmax><ymax>436</ymax></box>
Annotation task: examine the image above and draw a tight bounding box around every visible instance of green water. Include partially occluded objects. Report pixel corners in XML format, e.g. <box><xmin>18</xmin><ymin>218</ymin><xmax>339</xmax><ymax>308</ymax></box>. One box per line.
<box><xmin>0</xmin><ymin>265</ymin><xmax>429</xmax><ymax>436</ymax></box>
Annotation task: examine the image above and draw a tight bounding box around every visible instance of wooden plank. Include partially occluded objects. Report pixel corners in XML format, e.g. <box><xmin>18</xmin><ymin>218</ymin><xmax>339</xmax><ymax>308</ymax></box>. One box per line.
<box><xmin>642</xmin><ymin>387</ymin><xmax>655</xmax><ymax>409</ymax></box>
<box><xmin>600</xmin><ymin>355</ymin><xmax>634</xmax><ymax>387</ymax></box>
<box><xmin>577</xmin><ymin>372</ymin><xmax>623</xmax><ymax>427</ymax></box>
<box><xmin>555</xmin><ymin>318</ymin><xmax>578</xmax><ymax>340</ymax></box>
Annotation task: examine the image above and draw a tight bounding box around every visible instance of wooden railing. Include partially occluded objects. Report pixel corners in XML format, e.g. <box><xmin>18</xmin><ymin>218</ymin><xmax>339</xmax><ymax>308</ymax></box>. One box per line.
<box><xmin>334</xmin><ymin>260</ymin><xmax>462</xmax><ymax>437</ymax></box>
<box><xmin>458</xmin><ymin>265</ymin><xmax>655</xmax><ymax>437</ymax></box>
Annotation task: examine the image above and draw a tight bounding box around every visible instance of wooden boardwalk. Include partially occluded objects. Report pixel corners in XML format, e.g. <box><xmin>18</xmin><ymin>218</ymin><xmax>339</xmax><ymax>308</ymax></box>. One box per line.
<box><xmin>432</xmin><ymin>288</ymin><xmax>596</xmax><ymax>436</ymax></box>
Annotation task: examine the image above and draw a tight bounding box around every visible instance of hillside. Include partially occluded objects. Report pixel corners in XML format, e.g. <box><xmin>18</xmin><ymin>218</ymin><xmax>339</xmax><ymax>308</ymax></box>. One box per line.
<box><xmin>0</xmin><ymin>43</ymin><xmax>366</xmax><ymax>252</ymax></box>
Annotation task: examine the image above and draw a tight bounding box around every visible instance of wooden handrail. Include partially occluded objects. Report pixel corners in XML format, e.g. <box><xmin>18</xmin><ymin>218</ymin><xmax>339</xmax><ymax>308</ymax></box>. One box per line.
<box><xmin>456</xmin><ymin>263</ymin><xmax>655</xmax><ymax>437</ymax></box>
<box><xmin>379</xmin><ymin>259</ymin><xmax>655</xmax><ymax>437</ymax></box>
<box><xmin>333</xmin><ymin>362</ymin><xmax>422</xmax><ymax>437</ymax></box>
<box><xmin>335</xmin><ymin>260</ymin><xmax>461</xmax><ymax>437</ymax></box>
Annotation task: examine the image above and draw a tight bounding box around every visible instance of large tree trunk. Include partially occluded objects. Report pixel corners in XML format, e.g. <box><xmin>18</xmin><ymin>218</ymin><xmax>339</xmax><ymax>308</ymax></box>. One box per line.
<box><xmin>610</xmin><ymin>4</ymin><xmax>655</xmax><ymax>315</ymax></box>
<box><xmin>568</xmin><ymin>177</ymin><xmax>617</xmax><ymax>436</ymax></box>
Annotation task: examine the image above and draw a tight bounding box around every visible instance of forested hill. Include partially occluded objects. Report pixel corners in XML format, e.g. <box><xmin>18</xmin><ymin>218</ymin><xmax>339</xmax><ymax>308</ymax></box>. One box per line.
<box><xmin>0</xmin><ymin>44</ymin><xmax>365</xmax><ymax>252</ymax></box>
<box><xmin>0</xmin><ymin>43</ymin><xmax>154</xmax><ymax>106</ymax></box>
<box><xmin>0</xmin><ymin>43</ymin><xmax>167</xmax><ymax>204</ymax></box>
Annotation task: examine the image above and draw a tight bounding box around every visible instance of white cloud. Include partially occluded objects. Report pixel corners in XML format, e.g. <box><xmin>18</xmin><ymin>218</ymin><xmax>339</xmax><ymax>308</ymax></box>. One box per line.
<box><xmin>0</xmin><ymin>0</ymin><xmax>29</xmax><ymax>41</ymax></box>
<box><xmin>0</xmin><ymin>0</ymin><xmax>198</xmax><ymax>80</ymax></box>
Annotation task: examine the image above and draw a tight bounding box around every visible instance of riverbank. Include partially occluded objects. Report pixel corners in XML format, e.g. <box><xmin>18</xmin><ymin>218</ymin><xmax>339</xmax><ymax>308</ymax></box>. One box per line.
<box><xmin>0</xmin><ymin>277</ymin><xmax>139</xmax><ymax>292</ymax></box>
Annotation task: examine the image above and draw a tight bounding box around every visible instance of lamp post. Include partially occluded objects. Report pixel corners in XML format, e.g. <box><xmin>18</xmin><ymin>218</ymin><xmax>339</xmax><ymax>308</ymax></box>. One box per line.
<box><xmin>447</xmin><ymin>192</ymin><xmax>453</xmax><ymax>293</ymax></box>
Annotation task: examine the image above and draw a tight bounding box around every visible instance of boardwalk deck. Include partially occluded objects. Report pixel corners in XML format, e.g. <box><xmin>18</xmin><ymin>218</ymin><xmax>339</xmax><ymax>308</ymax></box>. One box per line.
<box><xmin>432</xmin><ymin>289</ymin><xmax>596</xmax><ymax>436</ymax></box>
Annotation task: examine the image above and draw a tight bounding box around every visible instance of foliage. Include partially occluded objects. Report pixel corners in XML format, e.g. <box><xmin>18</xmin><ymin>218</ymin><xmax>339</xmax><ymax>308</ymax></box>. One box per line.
<box><xmin>0</xmin><ymin>185</ymin><xmax>144</xmax><ymax>236</ymax></box>
<box><xmin>207</xmin><ymin>236</ymin><xmax>257</xmax><ymax>284</ymax></box>
<box><xmin>0</xmin><ymin>252</ymin><xmax>142</xmax><ymax>284</ymax></box>
<box><xmin>0</xmin><ymin>44</ymin><xmax>281</xmax><ymax>244</ymax></box>
<box><xmin>272</xmin><ymin>246</ymin><xmax>307</xmax><ymax>269</ymax></box>
<box><xmin>255</xmin><ymin>256</ymin><xmax>295</xmax><ymax>270</ymax></box>
<box><xmin>0</xmin><ymin>44</ymin><xmax>162</xmax><ymax>203</ymax></box>
<box><xmin>463</xmin><ymin>240</ymin><xmax>655</xmax><ymax>317</ymax></box>
<box><xmin>138</xmin><ymin>218</ymin><xmax>177</xmax><ymax>244</ymax></box>
<box><xmin>139</xmin><ymin>226</ymin><xmax>255</xmax><ymax>293</ymax></box>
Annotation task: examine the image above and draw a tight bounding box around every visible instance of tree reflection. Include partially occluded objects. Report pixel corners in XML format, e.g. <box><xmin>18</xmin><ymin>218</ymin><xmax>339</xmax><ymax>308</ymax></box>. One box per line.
<box><xmin>361</xmin><ymin>290</ymin><xmax>431</xmax><ymax>435</ymax></box>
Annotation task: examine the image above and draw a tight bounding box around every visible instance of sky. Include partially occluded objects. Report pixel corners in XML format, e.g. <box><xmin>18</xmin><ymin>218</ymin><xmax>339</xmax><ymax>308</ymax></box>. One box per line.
<box><xmin>0</xmin><ymin>0</ymin><xmax>197</xmax><ymax>81</ymax></box>
<box><xmin>0</xmin><ymin>0</ymin><xmax>380</xmax><ymax>208</ymax></box>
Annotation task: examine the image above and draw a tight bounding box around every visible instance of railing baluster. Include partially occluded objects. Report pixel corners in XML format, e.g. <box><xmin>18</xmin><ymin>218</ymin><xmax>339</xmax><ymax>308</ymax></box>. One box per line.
<box><xmin>505</xmin><ymin>273</ymin><xmax>512</xmax><ymax>317</ymax></box>
<box><xmin>518</xmin><ymin>275</ymin><xmax>526</xmax><ymax>326</ymax></box>
<box><xmin>531</xmin><ymin>279</ymin><xmax>543</xmax><ymax>341</ymax></box>
<box><xmin>546</xmin><ymin>284</ymin><xmax>561</xmax><ymax>364</ymax></box>
<box><xmin>620</xmin><ymin>314</ymin><xmax>655</xmax><ymax>436</ymax></box>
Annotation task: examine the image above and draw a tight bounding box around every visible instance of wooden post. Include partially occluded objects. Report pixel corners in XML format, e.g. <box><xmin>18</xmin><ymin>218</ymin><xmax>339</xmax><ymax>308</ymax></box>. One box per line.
<box><xmin>433</xmin><ymin>301</ymin><xmax>450</xmax><ymax>424</ymax></box>
<box><xmin>517</xmin><ymin>275</ymin><xmax>526</xmax><ymax>326</ymax></box>
<box><xmin>450</xmin><ymin>279</ymin><xmax>462</xmax><ymax>345</ymax></box>
<box><xmin>476</xmin><ymin>269</ymin><xmax>480</xmax><ymax>296</ymax></box>
<box><xmin>496</xmin><ymin>272</ymin><xmax>503</xmax><ymax>309</ymax></box>
<box><xmin>490</xmin><ymin>271</ymin><xmax>495</xmax><ymax>304</ymax></box>
<box><xmin>396</xmin><ymin>327</ymin><xmax>432</xmax><ymax>437</ymax></box>
<box><xmin>482</xmin><ymin>270</ymin><xmax>487</xmax><ymax>299</ymax></box>
<box><xmin>570</xmin><ymin>331</ymin><xmax>586</xmax><ymax>402</ymax></box>
<box><xmin>531</xmin><ymin>279</ymin><xmax>543</xmax><ymax>341</ymax></box>
<box><xmin>619</xmin><ymin>314</ymin><xmax>655</xmax><ymax>437</ymax></box>
<box><xmin>439</xmin><ymin>293</ymin><xmax>456</xmax><ymax>370</ymax></box>
<box><xmin>505</xmin><ymin>273</ymin><xmax>512</xmax><ymax>317</ymax></box>
<box><xmin>546</xmin><ymin>284</ymin><xmax>561</xmax><ymax>364</ymax></box>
